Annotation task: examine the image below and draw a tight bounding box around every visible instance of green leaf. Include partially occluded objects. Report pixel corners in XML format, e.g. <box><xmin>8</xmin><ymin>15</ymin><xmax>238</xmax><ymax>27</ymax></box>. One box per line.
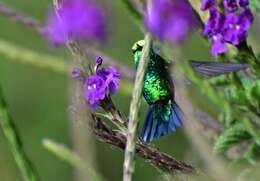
<box><xmin>250</xmin><ymin>0</ymin><xmax>260</xmax><ymax>12</ymax></box>
<box><xmin>229</xmin><ymin>87</ymin><xmax>248</xmax><ymax>106</ymax></box>
<box><xmin>214</xmin><ymin>123</ymin><xmax>251</xmax><ymax>154</ymax></box>
<box><xmin>244</xmin><ymin>143</ymin><xmax>260</xmax><ymax>164</ymax></box>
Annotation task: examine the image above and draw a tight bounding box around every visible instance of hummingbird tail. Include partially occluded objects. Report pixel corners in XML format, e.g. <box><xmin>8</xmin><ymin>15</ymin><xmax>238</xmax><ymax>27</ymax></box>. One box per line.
<box><xmin>140</xmin><ymin>101</ymin><xmax>184</xmax><ymax>143</ymax></box>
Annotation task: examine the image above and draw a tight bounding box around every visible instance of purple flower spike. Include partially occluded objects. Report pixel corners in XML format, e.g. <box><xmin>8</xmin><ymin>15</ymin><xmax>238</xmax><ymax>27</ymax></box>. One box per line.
<box><xmin>83</xmin><ymin>57</ymin><xmax>121</xmax><ymax>109</ymax></box>
<box><xmin>98</xmin><ymin>66</ymin><xmax>120</xmax><ymax>95</ymax></box>
<box><xmin>204</xmin><ymin>8</ymin><xmax>225</xmax><ymax>35</ymax></box>
<box><xmin>84</xmin><ymin>75</ymin><xmax>106</xmax><ymax>109</ymax></box>
<box><xmin>211</xmin><ymin>34</ymin><xmax>228</xmax><ymax>56</ymax></box>
<box><xmin>146</xmin><ymin>0</ymin><xmax>198</xmax><ymax>44</ymax></box>
<box><xmin>46</xmin><ymin>0</ymin><xmax>106</xmax><ymax>45</ymax></box>
<box><xmin>240</xmin><ymin>8</ymin><xmax>254</xmax><ymax>29</ymax></box>
<box><xmin>201</xmin><ymin>0</ymin><xmax>216</xmax><ymax>11</ymax></box>
<box><xmin>223</xmin><ymin>13</ymin><xmax>244</xmax><ymax>45</ymax></box>
<box><xmin>223</xmin><ymin>0</ymin><xmax>239</xmax><ymax>12</ymax></box>
<box><xmin>72</xmin><ymin>67</ymin><xmax>82</xmax><ymax>78</ymax></box>
<box><xmin>223</xmin><ymin>9</ymin><xmax>253</xmax><ymax>45</ymax></box>
<box><xmin>201</xmin><ymin>0</ymin><xmax>254</xmax><ymax>56</ymax></box>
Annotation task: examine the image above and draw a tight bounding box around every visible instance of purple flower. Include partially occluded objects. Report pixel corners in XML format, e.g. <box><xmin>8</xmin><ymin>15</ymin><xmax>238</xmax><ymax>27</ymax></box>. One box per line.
<box><xmin>46</xmin><ymin>0</ymin><xmax>106</xmax><ymax>45</ymax></box>
<box><xmin>222</xmin><ymin>14</ymin><xmax>242</xmax><ymax>45</ymax></box>
<box><xmin>84</xmin><ymin>75</ymin><xmax>106</xmax><ymax>109</ymax></box>
<box><xmin>204</xmin><ymin>8</ymin><xmax>225</xmax><ymax>35</ymax></box>
<box><xmin>83</xmin><ymin>57</ymin><xmax>121</xmax><ymax>109</ymax></box>
<box><xmin>223</xmin><ymin>9</ymin><xmax>253</xmax><ymax>45</ymax></box>
<box><xmin>201</xmin><ymin>0</ymin><xmax>254</xmax><ymax>56</ymax></box>
<box><xmin>146</xmin><ymin>0</ymin><xmax>198</xmax><ymax>44</ymax></box>
<box><xmin>240</xmin><ymin>8</ymin><xmax>254</xmax><ymax>29</ymax></box>
<box><xmin>201</xmin><ymin>0</ymin><xmax>216</xmax><ymax>11</ymax></box>
<box><xmin>210</xmin><ymin>34</ymin><xmax>228</xmax><ymax>56</ymax></box>
<box><xmin>223</xmin><ymin>0</ymin><xmax>239</xmax><ymax>12</ymax></box>
<box><xmin>98</xmin><ymin>66</ymin><xmax>120</xmax><ymax>95</ymax></box>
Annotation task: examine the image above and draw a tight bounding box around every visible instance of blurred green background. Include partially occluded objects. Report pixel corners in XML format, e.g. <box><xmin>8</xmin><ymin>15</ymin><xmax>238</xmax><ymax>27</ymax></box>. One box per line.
<box><xmin>0</xmin><ymin>0</ymin><xmax>214</xmax><ymax>180</ymax></box>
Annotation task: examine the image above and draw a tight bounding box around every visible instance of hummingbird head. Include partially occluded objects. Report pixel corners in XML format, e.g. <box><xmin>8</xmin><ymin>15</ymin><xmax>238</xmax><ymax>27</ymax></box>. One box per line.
<box><xmin>132</xmin><ymin>40</ymin><xmax>145</xmax><ymax>54</ymax></box>
<box><xmin>132</xmin><ymin>40</ymin><xmax>145</xmax><ymax>66</ymax></box>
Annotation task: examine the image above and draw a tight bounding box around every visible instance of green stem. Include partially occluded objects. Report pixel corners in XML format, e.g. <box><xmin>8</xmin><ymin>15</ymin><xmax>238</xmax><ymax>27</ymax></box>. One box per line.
<box><xmin>123</xmin><ymin>34</ymin><xmax>152</xmax><ymax>181</ymax></box>
<box><xmin>236</xmin><ymin>41</ymin><xmax>260</xmax><ymax>76</ymax></box>
<box><xmin>0</xmin><ymin>39</ymin><xmax>69</xmax><ymax>74</ymax></box>
<box><xmin>0</xmin><ymin>87</ymin><xmax>39</xmax><ymax>181</ymax></box>
<box><xmin>120</xmin><ymin>0</ymin><xmax>143</xmax><ymax>22</ymax></box>
<box><xmin>43</xmin><ymin>139</ymin><xmax>102</xmax><ymax>181</ymax></box>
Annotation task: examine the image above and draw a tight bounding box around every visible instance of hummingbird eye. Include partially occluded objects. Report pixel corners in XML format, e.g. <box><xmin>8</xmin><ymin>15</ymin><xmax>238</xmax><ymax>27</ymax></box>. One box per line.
<box><xmin>132</xmin><ymin>40</ymin><xmax>145</xmax><ymax>53</ymax></box>
<box><xmin>132</xmin><ymin>43</ymin><xmax>143</xmax><ymax>53</ymax></box>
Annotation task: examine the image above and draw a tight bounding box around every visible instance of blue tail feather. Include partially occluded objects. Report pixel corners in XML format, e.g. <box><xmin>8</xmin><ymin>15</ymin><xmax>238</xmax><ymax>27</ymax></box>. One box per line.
<box><xmin>140</xmin><ymin>101</ymin><xmax>184</xmax><ymax>143</ymax></box>
<box><xmin>142</xmin><ymin>109</ymin><xmax>153</xmax><ymax>142</ymax></box>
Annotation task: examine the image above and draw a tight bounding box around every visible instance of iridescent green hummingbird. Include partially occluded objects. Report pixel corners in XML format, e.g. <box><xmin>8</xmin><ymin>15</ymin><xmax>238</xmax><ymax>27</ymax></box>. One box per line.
<box><xmin>132</xmin><ymin>40</ymin><xmax>248</xmax><ymax>143</ymax></box>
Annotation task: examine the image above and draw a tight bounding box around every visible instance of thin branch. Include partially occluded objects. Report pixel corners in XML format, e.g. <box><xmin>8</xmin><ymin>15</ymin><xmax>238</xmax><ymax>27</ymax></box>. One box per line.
<box><xmin>93</xmin><ymin>115</ymin><xmax>195</xmax><ymax>174</ymax></box>
<box><xmin>0</xmin><ymin>39</ymin><xmax>70</xmax><ymax>74</ymax></box>
<box><xmin>100</xmin><ymin>96</ymin><xmax>128</xmax><ymax>129</ymax></box>
<box><xmin>0</xmin><ymin>87</ymin><xmax>40</xmax><ymax>181</ymax></box>
<box><xmin>0</xmin><ymin>2</ymin><xmax>43</xmax><ymax>33</ymax></box>
<box><xmin>123</xmin><ymin>34</ymin><xmax>152</xmax><ymax>181</ymax></box>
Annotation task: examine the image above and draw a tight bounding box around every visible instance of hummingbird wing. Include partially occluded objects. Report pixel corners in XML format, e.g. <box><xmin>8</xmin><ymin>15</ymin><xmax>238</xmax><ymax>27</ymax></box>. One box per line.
<box><xmin>190</xmin><ymin>61</ymin><xmax>248</xmax><ymax>78</ymax></box>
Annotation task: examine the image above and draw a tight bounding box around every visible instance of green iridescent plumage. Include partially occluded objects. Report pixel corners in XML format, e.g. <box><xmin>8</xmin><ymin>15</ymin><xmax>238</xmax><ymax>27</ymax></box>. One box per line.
<box><xmin>132</xmin><ymin>40</ymin><xmax>183</xmax><ymax>142</ymax></box>
<box><xmin>133</xmin><ymin>41</ymin><xmax>173</xmax><ymax>104</ymax></box>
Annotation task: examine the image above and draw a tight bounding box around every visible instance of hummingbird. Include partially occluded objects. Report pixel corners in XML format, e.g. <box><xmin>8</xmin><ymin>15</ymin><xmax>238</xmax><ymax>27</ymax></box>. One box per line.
<box><xmin>132</xmin><ymin>40</ymin><xmax>248</xmax><ymax>143</ymax></box>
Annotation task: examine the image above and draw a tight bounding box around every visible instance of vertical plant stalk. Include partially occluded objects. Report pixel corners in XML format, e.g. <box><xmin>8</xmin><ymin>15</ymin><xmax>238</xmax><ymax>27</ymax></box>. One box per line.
<box><xmin>0</xmin><ymin>87</ymin><xmax>39</xmax><ymax>181</ymax></box>
<box><xmin>123</xmin><ymin>34</ymin><xmax>152</xmax><ymax>181</ymax></box>
<box><xmin>52</xmin><ymin>1</ymin><xmax>98</xmax><ymax>181</ymax></box>
<box><xmin>120</xmin><ymin>0</ymin><xmax>145</xmax><ymax>21</ymax></box>
<box><xmin>70</xmin><ymin>76</ymin><xmax>97</xmax><ymax>181</ymax></box>
<box><xmin>53</xmin><ymin>0</ymin><xmax>90</xmax><ymax>73</ymax></box>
